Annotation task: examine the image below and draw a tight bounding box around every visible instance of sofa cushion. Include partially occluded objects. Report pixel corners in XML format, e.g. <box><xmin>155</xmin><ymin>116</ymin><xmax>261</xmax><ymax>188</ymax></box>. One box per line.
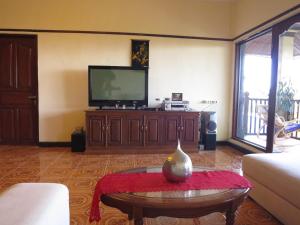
<box><xmin>0</xmin><ymin>183</ymin><xmax>70</xmax><ymax>225</ymax></box>
<box><xmin>243</xmin><ymin>152</ymin><xmax>300</xmax><ymax>209</ymax></box>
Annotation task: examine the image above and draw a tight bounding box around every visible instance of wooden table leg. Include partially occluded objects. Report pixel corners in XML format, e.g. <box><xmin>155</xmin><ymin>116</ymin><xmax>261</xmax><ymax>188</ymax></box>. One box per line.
<box><xmin>226</xmin><ymin>209</ymin><xmax>235</xmax><ymax>225</ymax></box>
<box><xmin>133</xmin><ymin>207</ymin><xmax>143</xmax><ymax>225</ymax></box>
<box><xmin>128</xmin><ymin>213</ymin><xmax>133</xmax><ymax>220</ymax></box>
<box><xmin>134</xmin><ymin>218</ymin><xmax>143</xmax><ymax>225</ymax></box>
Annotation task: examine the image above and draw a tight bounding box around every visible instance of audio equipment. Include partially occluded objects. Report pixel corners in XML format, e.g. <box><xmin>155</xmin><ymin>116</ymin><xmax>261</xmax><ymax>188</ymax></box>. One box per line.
<box><xmin>200</xmin><ymin>112</ymin><xmax>217</xmax><ymax>150</ymax></box>
<box><xmin>162</xmin><ymin>100</ymin><xmax>189</xmax><ymax>111</ymax></box>
<box><xmin>71</xmin><ymin>129</ymin><xmax>86</xmax><ymax>152</ymax></box>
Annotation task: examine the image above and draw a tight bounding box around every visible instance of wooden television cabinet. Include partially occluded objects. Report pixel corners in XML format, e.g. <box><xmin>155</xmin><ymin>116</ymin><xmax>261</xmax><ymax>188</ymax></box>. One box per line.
<box><xmin>85</xmin><ymin>110</ymin><xmax>200</xmax><ymax>152</ymax></box>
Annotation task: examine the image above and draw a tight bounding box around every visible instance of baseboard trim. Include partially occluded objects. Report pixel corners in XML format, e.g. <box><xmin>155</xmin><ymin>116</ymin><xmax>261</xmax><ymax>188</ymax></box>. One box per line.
<box><xmin>38</xmin><ymin>140</ymin><xmax>252</xmax><ymax>153</ymax></box>
<box><xmin>216</xmin><ymin>141</ymin><xmax>228</xmax><ymax>146</ymax></box>
<box><xmin>38</xmin><ymin>142</ymin><xmax>71</xmax><ymax>147</ymax></box>
<box><xmin>225</xmin><ymin>141</ymin><xmax>254</xmax><ymax>154</ymax></box>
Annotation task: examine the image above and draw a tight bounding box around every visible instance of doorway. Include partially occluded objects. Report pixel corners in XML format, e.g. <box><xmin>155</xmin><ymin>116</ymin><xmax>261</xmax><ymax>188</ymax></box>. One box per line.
<box><xmin>0</xmin><ymin>34</ymin><xmax>38</xmax><ymax>144</ymax></box>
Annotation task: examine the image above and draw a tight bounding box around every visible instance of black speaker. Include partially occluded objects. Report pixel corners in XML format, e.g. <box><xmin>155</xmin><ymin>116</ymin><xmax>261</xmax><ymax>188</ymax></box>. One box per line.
<box><xmin>203</xmin><ymin>133</ymin><xmax>216</xmax><ymax>150</ymax></box>
<box><xmin>71</xmin><ymin>129</ymin><xmax>86</xmax><ymax>152</ymax></box>
<box><xmin>200</xmin><ymin>112</ymin><xmax>217</xmax><ymax>150</ymax></box>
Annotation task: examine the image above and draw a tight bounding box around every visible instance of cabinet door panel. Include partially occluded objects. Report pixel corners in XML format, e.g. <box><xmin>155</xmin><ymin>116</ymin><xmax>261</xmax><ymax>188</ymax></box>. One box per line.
<box><xmin>165</xmin><ymin>115</ymin><xmax>181</xmax><ymax>144</ymax></box>
<box><xmin>181</xmin><ymin>115</ymin><xmax>199</xmax><ymax>144</ymax></box>
<box><xmin>145</xmin><ymin>115</ymin><xmax>163</xmax><ymax>145</ymax></box>
<box><xmin>127</xmin><ymin>115</ymin><xmax>143</xmax><ymax>146</ymax></box>
<box><xmin>107</xmin><ymin>116</ymin><xmax>123</xmax><ymax>146</ymax></box>
<box><xmin>88</xmin><ymin>116</ymin><xmax>106</xmax><ymax>146</ymax></box>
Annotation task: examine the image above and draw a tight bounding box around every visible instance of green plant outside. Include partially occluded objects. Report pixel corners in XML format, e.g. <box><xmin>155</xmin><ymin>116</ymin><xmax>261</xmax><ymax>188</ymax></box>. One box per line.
<box><xmin>276</xmin><ymin>80</ymin><xmax>295</xmax><ymax>119</ymax></box>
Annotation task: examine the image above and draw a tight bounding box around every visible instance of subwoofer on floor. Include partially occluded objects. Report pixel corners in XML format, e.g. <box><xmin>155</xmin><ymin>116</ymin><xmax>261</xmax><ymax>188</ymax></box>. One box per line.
<box><xmin>71</xmin><ymin>128</ymin><xmax>86</xmax><ymax>152</ymax></box>
<box><xmin>200</xmin><ymin>111</ymin><xmax>217</xmax><ymax>150</ymax></box>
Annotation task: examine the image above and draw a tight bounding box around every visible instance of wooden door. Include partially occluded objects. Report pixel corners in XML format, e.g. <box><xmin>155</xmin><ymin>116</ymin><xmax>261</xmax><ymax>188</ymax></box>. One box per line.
<box><xmin>165</xmin><ymin>114</ymin><xmax>181</xmax><ymax>145</ymax></box>
<box><xmin>0</xmin><ymin>35</ymin><xmax>38</xmax><ymax>144</ymax></box>
<box><xmin>107</xmin><ymin>115</ymin><xmax>123</xmax><ymax>146</ymax></box>
<box><xmin>126</xmin><ymin>113</ymin><xmax>144</xmax><ymax>146</ymax></box>
<box><xmin>87</xmin><ymin>116</ymin><xmax>106</xmax><ymax>147</ymax></box>
<box><xmin>181</xmin><ymin>114</ymin><xmax>199</xmax><ymax>145</ymax></box>
<box><xmin>144</xmin><ymin>114</ymin><xmax>163</xmax><ymax>146</ymax></box>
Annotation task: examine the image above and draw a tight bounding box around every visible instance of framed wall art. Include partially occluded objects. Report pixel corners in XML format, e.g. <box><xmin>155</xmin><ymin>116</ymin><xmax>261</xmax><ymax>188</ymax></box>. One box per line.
<box><xmin>131</xmin><ymin>40</ymin><xmax>149</xmax><ymax>68</ymax></box>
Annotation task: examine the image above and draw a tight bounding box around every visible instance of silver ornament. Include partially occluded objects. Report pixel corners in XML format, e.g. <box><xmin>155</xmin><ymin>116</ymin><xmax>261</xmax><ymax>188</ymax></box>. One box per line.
<box><xmin>162</xmin><ymin>140</ymin><xmax>193</xmax><ymax>182</ymax></box>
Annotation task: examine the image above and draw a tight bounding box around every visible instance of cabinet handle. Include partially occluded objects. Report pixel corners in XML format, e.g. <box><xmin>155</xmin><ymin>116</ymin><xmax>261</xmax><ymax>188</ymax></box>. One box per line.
<box><xmin>141</xmin><ymin>125</ymin><xmax>144</xmax><ymax>131</ymax></box>
<box><xmin>106</xmin><ymin>125</ymin><xmax>110</xmax><ymax>130</ymax></box>
<box><xmin>181</xmin><ymin>126</ymin><xmax>184</xmax><ymax>131</ymax></box>
<box><xmin>144</xmin><ymin>125</ymin><xmax>148</xmax><ymax>131</ymax></box>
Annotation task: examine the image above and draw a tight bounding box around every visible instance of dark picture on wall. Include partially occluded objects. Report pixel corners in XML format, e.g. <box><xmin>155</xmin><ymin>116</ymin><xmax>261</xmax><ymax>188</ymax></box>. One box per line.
<box><xmin>131</xmin><ymin>40</ymin><xmax>149</xmax><ymax>68</ymax></box>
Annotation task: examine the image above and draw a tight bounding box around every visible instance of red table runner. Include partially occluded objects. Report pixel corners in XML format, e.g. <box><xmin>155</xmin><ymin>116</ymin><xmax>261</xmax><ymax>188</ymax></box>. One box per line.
<box><xmin>89</xmin><ymin>171</ymin><xmax>252</xmax><ymax>222</ymax></box>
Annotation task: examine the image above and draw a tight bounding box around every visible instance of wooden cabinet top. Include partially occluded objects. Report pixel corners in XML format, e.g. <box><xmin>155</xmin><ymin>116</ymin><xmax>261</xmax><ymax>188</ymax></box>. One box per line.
<box><xmin>85</xmin><ymin>109</ymin><xmax>200</xmax><ymax>116</ymax></box>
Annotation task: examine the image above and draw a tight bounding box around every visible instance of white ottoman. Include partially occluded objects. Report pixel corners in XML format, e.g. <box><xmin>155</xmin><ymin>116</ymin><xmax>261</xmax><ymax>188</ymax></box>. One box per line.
<box><xmin>0</xmin><ymin>183</ymin><xmax>70</xmax><ymax>225</ymax></box>
<box><xmin>243</xmin><ymin>153</ymin><xmax>300</xmax><ymax>225</ymax></box>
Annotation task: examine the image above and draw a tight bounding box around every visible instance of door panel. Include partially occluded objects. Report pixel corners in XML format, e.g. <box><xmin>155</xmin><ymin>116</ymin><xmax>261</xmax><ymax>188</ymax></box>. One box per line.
<box><xmin>165</xmin><ymin>115</ymin><xmax>181</xmax><ymax>144</ymax></box>
<box><xmin>107</xmin><ymin>116</ymin><xmax>123</xmax><ymax>146</ymax></box>
<box><xmin>89</xmin><ymin>117</ymin><xmax>106</xmax><ymax>146</ymax></box>
<box><xmin>0</xmin><ymin>92</ymin><xmax>31</xmax><ymax>105</ymax></box>
<box><xmin>0</xmin><ymin>108</ymin><xmax>15</xmax><ymax>143</ymax></box>
<box><xmin>18</xmin><ymin>107</ymin><xmax>36</xmax><ymax>143</ymax></box>
<box><xmin>16</xmin><ymin>43</ymin><xmax>33</xmax><ymax>89</ymax></box>
<box><xmin>181</xmin><ymin>116</ymin><xmax>198</xmax><ymax>144</ymax></box>
<box><xmin>0</xmin><ymin>35</ymin><xmax>38</xmax><ymax>145</ymax></box>
<box><xmin>127</xmin><ymin>115</ymin><xmax>143</xmax><ymax>146</ymax></box>
<box><xmin>145</xmin><ymin>115</ymin><xmax>163</xmax><ymax>145</ymax></box>
<box><xmin>0</xmin><ymin>39</ymin><xmax>14</xmax><ymax>89</ymax></box>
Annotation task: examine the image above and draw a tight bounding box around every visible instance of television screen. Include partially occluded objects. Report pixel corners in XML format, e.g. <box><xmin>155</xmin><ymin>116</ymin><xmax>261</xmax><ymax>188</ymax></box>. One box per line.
<box><xmin>88</xmin><ymin>66</ymin><xmax>148</xmax><ymax>107</ymax></box>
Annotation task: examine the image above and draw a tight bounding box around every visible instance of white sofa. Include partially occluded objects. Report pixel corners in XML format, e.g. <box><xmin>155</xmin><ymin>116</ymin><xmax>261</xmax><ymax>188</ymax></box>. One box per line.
<box><xmin>0</xmin><ymin>183</ymin><xmax>70</xmax><ymax>225</ymax></box>
<box><xmin>243</xmin><ymin>152</ymin><xmax>300</xmax><ymax>225</ymax></box>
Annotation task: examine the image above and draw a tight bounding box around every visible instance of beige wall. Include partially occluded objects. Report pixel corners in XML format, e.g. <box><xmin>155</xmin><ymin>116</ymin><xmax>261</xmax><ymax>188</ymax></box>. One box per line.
<box><xmin>0</xmin><ymin>0</ymin><xmax>234</xmax><ymax>142</ymax></box>
<box><xmin>231</xmin><ymin>0</ymin><xmax>300</xmax><ymax>37</ymax></box>
<box><xmin>0</xmin><ymin>0</ymin><xmax>232</xmax><ymax>38</ymax></box>
<box><xmin>0</xmin><ymin>0</ymin><xmax>299</xmax><ymax>142</ymax></box>
<box><xmin>37</xmin><ymin>34</ymin><xmax>232</xmax><ymax>141</ymax></box>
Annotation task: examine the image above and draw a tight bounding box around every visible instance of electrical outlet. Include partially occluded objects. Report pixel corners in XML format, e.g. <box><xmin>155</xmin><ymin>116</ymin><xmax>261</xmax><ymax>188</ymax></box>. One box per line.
<box><xmin>200</xmin><ymin>100</ymin><xmax>217</xmax><ymax>104</ymax></box>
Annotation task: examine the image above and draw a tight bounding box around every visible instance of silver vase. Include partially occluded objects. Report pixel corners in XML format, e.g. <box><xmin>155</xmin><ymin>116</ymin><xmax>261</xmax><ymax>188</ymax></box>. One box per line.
<box><xmin>162</xmin><ymin>140</ymin><xmax>193</xmax><ymax>182</ymax></box>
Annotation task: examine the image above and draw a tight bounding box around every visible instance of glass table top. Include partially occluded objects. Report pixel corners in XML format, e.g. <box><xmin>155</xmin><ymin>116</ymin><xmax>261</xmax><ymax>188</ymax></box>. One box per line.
<box><xmin>120</xmin><ymin>166</ymin><xmax>233</xmax><ymax>199</ymax></box>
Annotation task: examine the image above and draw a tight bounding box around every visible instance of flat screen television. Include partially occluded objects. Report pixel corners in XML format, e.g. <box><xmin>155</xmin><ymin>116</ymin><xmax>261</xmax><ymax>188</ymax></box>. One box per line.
<box><xmin>88</xmin><ymin>66</ymin><xmax>148</xmax><ymax>108</ymax></box>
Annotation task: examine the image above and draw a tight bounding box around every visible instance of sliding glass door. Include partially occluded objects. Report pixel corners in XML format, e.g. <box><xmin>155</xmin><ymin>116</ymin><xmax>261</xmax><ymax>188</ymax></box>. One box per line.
<box><xmin>272</xmin><ymin>22</ymin><xmax>300</xmax><ymax>152</ymax></box>
<box><xmin>235</xmin><ymin>31</ymin><xmax>272</xmax><ymax>149</ymax></box>
<box><xmin>234</xmin><ymin>13</ymin><xmax>300</xmax><ymax>152</ymax></box>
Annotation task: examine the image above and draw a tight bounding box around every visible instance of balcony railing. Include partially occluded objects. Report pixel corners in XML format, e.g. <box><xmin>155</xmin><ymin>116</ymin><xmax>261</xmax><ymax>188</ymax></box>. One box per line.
<box><xmin>243</xmin><ymin>93</ymin><xmax>300</xmax><ymax>139</ymax></box>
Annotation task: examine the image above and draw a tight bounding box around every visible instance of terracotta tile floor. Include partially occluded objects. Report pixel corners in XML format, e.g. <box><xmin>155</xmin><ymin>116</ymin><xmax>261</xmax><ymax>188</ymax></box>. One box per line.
<box><xmin>0</xmin><ymin>145</ymin><xmax>282</xmax><ymax>225</ymax></box>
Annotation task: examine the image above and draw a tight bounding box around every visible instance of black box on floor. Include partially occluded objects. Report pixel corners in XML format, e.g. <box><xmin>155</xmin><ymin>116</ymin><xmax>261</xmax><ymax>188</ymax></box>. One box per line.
<box><xmin>71</xmin><ymin>129</ymin><xmax>86</xmax><ymax>152</ymax></box>
<box><xmin>203</xmin><ymin>133</ymin><xmax>216</xmax><ymax>150</ymax></box>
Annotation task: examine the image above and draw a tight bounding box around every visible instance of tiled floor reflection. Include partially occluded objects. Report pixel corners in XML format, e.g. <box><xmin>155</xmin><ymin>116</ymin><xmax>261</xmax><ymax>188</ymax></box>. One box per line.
<box><xmin>0</xmin><ymin>145</ymin><xmax>282</xmax><ymax>225</ymax></box>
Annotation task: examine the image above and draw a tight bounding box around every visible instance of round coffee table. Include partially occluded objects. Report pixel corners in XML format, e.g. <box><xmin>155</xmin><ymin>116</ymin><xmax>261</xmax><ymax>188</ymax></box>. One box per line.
<box><xmin>101</xmin><ymin>167</ymin><xmax>250</xmax><ymax>225</ymax></box>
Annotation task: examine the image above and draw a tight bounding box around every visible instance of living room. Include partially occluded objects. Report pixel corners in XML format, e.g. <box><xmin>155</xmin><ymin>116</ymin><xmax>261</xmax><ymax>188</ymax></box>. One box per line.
<box><xmin>0</xmin><ymin>0</ymin><xmax>300</xmax><ymax>225</ymax></box>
